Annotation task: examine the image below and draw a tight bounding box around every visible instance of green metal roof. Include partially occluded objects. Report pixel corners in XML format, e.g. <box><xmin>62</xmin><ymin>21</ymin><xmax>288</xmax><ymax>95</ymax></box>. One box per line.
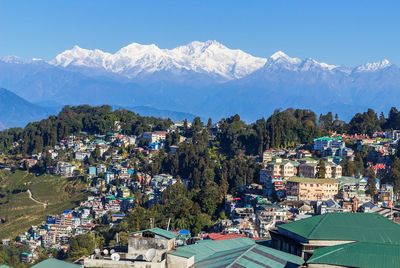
<box><xmin>314</xmin><ymin>136</ymin><xmax>342</xmax><ymax>141</ymax></box>
<box><xmin>279</xmin><ymin>213</ymin><xmax>400</xmax><ymax>244</ymax></box>
<box><xmin>338</xmin><ymin>176</ymin><xmax>364</xmax><ymax>186</ymax></box>
<box><xmin>132</xmin><ymin>227</ymin><xmax>177</xmax><ymax>239</ymax></box>
<box><xmin>31</xmin><ymin>258</ymin><xmax>81</xmax><ymax>268</ymax></box>
<box><xmin>170</xmin><ymin>238</ymin><xmax>254</xmax><ymax>262</ymax></box>
<box><xmin>298</xmin><ymin>157</ymin><xmax>318</xmax><ymax>163</ymax></box>
<box><xmin>286</xmin><ymin>177</ymin><xmax>337</xmax><ymax>184</ymax></box>
<box><xmin>228</xmin><ymin>244</ymin><xmax>303</xmax><ymax>268</ymax></box>
<box><xmin>268</xmin><ymin>159</ymin><xmax>300</xmax><ymax>167</ymax></box>
<box><xmin>307</xmin><ymin>242</ymin><xmax>400</xmax><ymax>268</ymax></box>
<box><xmin>170</xmin><ymin>238</ymin><xmax>303</xmax><ymax>268</ymax></box>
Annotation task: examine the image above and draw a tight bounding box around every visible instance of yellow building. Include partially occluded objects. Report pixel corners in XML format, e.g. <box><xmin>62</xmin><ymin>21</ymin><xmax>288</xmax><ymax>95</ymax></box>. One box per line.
<box><xmin>298</xmin><ymin>162</ymin><xmax>342</xmax><ymax>179</ymax></box>
<box><xmin>286</xmin><ymin>177</ymin><xmax>338</xmax><ymax>201</ymax></box>
<box><xmin>266</xmin><ymin>158</ymin><xmax>298</xmax><ymax>179</ymax></box>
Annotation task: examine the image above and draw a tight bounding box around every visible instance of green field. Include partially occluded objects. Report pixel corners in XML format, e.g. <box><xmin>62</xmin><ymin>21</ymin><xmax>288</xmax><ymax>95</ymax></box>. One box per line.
<box><xmin>0</xmin><ymin>170</ymin><xmax>88</xmax><ymax>239</ymax></box>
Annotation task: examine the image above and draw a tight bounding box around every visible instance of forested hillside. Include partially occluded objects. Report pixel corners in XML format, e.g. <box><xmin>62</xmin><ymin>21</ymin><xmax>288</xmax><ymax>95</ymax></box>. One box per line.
<box><xmin>2</xmin><ymin>105</ymin><xmax>400</xmax><ymax>234</ymax></box>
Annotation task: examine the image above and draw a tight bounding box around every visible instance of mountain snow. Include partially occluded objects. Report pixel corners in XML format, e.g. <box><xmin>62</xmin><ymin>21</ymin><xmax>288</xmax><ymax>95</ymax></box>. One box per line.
<box><xmin>0</xmin><ymin>41</ymin><xmax>399</xmax><ymax>124</ymax></box>
<box><xmin>6</xmin><ymin>40</ymin><xmax>393</xmax><ymax>82</ymax></box>
<box><xmin>262</xmin><ymin>51</ymin><xmax>339</xmax><ymax>72</ymax></box>
<box><xmin>51</xmin><ymin>40</ymin><xmax>267</xmax><ymax>80</ymax></box>
<box><xmin>269</xmin><ymin>51</ymin><xmax>301</xmax><ymax>64</ymax></box>
<box><xmin>354</xmin><ymin>59</ymin><xmax>392</xmax><ymax>72</ymax></box>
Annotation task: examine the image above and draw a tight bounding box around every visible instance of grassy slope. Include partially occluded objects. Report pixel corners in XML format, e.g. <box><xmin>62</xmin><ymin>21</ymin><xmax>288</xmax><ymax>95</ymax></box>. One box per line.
<box><xmin>0</xmin><ymin>170</ymin><xmax>87</xmax><ymax>239</ymax></box>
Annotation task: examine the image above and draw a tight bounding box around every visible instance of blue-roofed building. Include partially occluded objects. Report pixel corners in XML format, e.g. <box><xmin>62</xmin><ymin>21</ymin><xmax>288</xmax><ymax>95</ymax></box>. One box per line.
<box><xmin>46</xmin><ymin>215</ymin><xmax>56</xmax><ymax>224</ymax></box>
<box><xmin>149</xmin><ymin>141</ymin><xmax>162</xmax><ymax>150</ymax></box>
<box><xmin>88</xmin><ymin>166</ymin><xmax>96</xmax><ymax>176</ymax></box>
<box><xmin>62</xmin><ymin>209</ymin><xmax>72</xmax><ymax>215</ymax></box>
<box><xmin>177</xmin><ymin>229</ymin><xmax>191</xmax><ymax>246</ymax></box>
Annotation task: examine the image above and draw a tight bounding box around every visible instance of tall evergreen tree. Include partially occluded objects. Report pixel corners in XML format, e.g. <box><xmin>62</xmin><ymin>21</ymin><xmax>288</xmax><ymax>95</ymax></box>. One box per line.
<box><xmin>315</xmin><ymin>159</ymin><xmax>326</xmax><ymax>178</ymax></box>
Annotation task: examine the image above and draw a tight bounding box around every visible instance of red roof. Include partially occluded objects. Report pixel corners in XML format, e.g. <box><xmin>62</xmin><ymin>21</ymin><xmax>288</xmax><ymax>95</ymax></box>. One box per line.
<box><xmin>372</xmin><ymin>163</ymin><xmax>385</xmax><ymax>170</ymax></box>
<box><xmin>206</xmin><ymin>233</ymin><xmax>247</xmax><ymax>241</ymax></box>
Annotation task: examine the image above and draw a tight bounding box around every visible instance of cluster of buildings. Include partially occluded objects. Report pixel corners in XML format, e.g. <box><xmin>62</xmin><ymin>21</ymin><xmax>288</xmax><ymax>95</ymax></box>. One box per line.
<box><xmin>28</xmin><ymin>212</ymin><xmax>400</xmax><ymax>268</ymax></box>
<box><xmin>250</xmin><ymin>133</ymin><xmax>400</xmax><ymax>243</ymax></box>
<box><xmin>313</xmin><ymin>136</ymin><xmax>353</xmax><ymax>157</ymax></box>
<box><xmin>260</xmin><ymin>156</ymin><xmax>342</xmax><ymax>201</ymax></box>
<box><xmin>5</xmin><ymin>124</ymin><xmax>187</xmax><ymax>265</ymax></box>
<box><xmin>4</xmin><ymin>125</ymin><xmax>400</xmax><ymax>267</ymax></box>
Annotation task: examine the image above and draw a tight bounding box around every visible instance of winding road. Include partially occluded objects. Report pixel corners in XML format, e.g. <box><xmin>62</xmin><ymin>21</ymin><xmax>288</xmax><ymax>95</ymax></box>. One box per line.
<box><xmin>27</xmin><ymin>189</ymin><xmax>47</xmax><ymax>208</ymax></box>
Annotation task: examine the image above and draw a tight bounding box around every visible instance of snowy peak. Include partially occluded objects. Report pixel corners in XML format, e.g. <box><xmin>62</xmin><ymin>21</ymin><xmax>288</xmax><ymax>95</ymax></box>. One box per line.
<box><xmin>355</xmin><ymin>59</ymin><xmax>393</xmax><ymax>72</ymax></box>
<box><xmin>51</xmin><ymin>45</ymin><xmax>112</xmax><ymax>68</ymax></box>
<box><xmin>0</xmin><ymin>55</ymin><xmax>44</xmax><ymax>64</ymax></box>
<box><xmin>269</xmin><ymin>51</ymin><xmax>301</xmax><ymax>64</ymax></box>
<box><xmin>116</xmin><ymin>43</ymin><xmax>163</xmax><ymax>56</ymax></box>
<box><xmin>50</xmin><ymin>40</ymin><xmax>266</xmax><ymax>80</ymax></box>
<box><xmin>263</xmin><ymin>51</ymin><xmax>337</xmax><ymax>72</ymax></box>
<box><xmin>0</xmin><ymin>55</ymin><xmax>25</xmax><ymax>64</ymax></box>
<box><xmin>263</xmin><ymin>51</ymin><xmax>302</xmax><ymax>71</ymax></box>
<box><xmin>300</xmin><ymin>58</ymin><xmax>338</xmax><ymax>71</ymax></box>
<box><xmin>170</xmin><ymin>40</ymin><xmax>267</xmax><ymax>79</ymax></box>
<box><xmin>48</xmin><ymin>41</ymin><xmax>396</xmax><ymax>80</ymax></box>
<box><xmin>175</xmin><ymin>40</ymin><xmax>226</xmax><ymax>53</ymax></box>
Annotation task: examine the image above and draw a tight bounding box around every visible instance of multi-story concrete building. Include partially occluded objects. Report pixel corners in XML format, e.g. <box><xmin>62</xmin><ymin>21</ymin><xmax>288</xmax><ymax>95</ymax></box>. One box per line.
<box><xmin>262</xmin><ymin>150</ymin><xmax>273</xmax><ymax>164</ymax></box>
<box><xmin>84</xmin><ymin>228</ymin><xmax>177</xmax><ymax>268</ymax></box>
<box><xmin>313</xmin><ymin>136</ymin><xmax>345</xmax><ymax>152</ymax></box>
<box><xmin>286</xmin><ymin>177</ymin><xmax>339</xmax><ymax>201</ymax></box>
<box><xmin>298</xmin><ymin>161</ymin><xmax>342</xmax><ymax>179</ymax></box>
<box><xmin>256</xmin><ymin>205</ymin><xmax>289</xmax><ymax>238</ymax></box>
<box><xmin>266</xmin><ymin>158</ymin><xmax>298</xmax><ymax>179</ymax></box>
<box><xmin>143</xmin><ymin>131</ymin><xmax>167</xmax><ymax>143</ymax></box>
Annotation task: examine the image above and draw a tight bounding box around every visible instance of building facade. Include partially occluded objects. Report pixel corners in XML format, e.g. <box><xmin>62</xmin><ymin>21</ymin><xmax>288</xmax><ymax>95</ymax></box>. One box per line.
<box><xmin>286</xmin><ymin>177</ymin><xmax>339</xmax><ymax>201</ymax></box>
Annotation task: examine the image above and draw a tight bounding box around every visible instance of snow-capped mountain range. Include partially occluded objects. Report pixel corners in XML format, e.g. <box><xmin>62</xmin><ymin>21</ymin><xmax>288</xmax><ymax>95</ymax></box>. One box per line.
<box><xmin>39</xmin><ymin>40</ymin><xmax>393</xmax><ymax>80</ymax></box>
<box><xmin>0</xmin><ymin>40</ymin><xmax>399</xmax><ymax>127</ymax></box>
<box><xmin>50</xmin><ymin>40</ymin><xmax>267</xmax><ymax>80</ymax></box>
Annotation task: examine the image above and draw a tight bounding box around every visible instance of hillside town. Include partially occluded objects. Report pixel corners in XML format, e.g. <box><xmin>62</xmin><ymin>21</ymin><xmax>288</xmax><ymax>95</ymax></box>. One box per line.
<box><xmin>2</xmin><ymin>1</ymin><xmax>400</xmax><ymax>267</ymax></box>
<box><xmin>2</xmin><ymin>112</ymin><xmax>400</xmax><ymax>267</ymax></box>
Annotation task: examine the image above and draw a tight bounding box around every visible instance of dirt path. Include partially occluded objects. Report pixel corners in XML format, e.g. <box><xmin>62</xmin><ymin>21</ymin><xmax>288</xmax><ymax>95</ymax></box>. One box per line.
<box><xmin>27</xmin><ymin>189</ymin><xmax>47</xmax><ymax>208</ymax></box>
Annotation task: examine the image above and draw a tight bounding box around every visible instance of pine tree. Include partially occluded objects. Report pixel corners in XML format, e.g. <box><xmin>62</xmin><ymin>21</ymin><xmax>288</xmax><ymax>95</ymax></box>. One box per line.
<box><xmin>390</xmin><ymin>158</ymin><xmax>400</xmax><ymax>193</ymax></box>
<box><xmin>315</xmin><ymin>159</ymin><xmax>326</xmax><ymax>178</ymax></box>
<box><xmin>365</xmin><ymin>167</ymin><xmax>377</xmax><ymax>197</ymax></box>
<box><xmin>207</xmin><ymin>118</ymin><xmax>212</xmax><ymax>130</ymax></box>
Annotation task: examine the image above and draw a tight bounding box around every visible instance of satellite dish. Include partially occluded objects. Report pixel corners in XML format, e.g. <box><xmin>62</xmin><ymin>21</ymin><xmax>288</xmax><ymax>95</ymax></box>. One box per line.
<box><xmin>103</xmin><ymin>249</ymin><xmax>109</xmax><ymax>255</ymax></box>
<box><xmin>94</xmin><ymin>248</ymin><xmax>101</xmax><ymax>255</ymax></box>
<box><xmin>111</xmin><ymin>253</ymin><xmax>120</xmax><ymax>261</ymax></box>
<box><xmin>110</xmin><ymin>249</ymin><xmax>115</xmax><ymax>254</ymax></box>
<box><xmin>145</xmin><ymin>248</ymin><xmax>156</xmax><ymax>262</ymax></box>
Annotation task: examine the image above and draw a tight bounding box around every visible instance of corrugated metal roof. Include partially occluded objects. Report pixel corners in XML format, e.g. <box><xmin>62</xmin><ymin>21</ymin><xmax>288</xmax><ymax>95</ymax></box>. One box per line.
<box><xmin>170</xmin><ymin>238</ymin><xmax>254</xmax><ymax>261</ymax></box>
<box><xmin>279</xmin><ymin>213</ymin><xmax>400</xmax><ymax>244</ymax></box>
<box><xmin>170</xmin><ymin>238</ymin><xmax>303</xmax><ymax>268</ymax></box>
<box><xmin>131</xmin><ymin>227</ymin><xmax>177</xmax><ymax>239</ymax></box>
<box><xmin>307</xmin><ymin>242</ymin><xmax>400</xmax><ymax>268</ymax></box>
<box><xmin>31</xmin><ymin>258</ymin><xmax>81</xmax><ymax>268</ymax></box>
<box><xmin>227</xmin><ymin>245</ymin><xmax>303</xmax><ymax>268</ymax></box>
<box><xmin>286</xmin><ymin>177</ymin><xmax>337</xmax><ymax>184</ymax></box>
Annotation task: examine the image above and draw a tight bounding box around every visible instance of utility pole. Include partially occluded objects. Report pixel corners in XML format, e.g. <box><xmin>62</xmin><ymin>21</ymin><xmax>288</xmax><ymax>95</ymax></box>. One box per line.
<box><xmin>167</xmin><ymin>218</ymin><xmax>171</xmax><ymax>231</ymax></box>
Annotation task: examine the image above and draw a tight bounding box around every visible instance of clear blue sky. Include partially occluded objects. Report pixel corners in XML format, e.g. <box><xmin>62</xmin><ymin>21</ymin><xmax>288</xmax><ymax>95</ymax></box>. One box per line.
<box><xmin>0</xmin><ymin>0</ymin><xmax>399</xmax><ymax>66</ymax></box>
